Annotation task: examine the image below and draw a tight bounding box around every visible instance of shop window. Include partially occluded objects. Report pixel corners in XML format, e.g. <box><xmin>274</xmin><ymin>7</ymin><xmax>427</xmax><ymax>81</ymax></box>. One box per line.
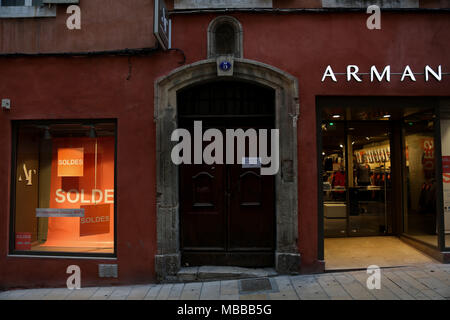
<box><xmin>11</xmin><ymin>121</ymin><xmax>116</xmax><ymax>255</ymax></box>
<box><xmin>207</xmin><ymin>16</ymin><xmax>243</xmax><ymax>58</ymax></box>
<box><xmin>440</xmin><ymin>106</ymin><xmax>450</xmax><ymax>249</ymax></box>
<box><xmin>0</xmin><ymin>0</ymin><xmax>66</xmax><ymax>18</ymax></box>
<box><xmin>1</xmin><ymin>0</ymin><xmax>42</xmax><ymax>5</ymax></box>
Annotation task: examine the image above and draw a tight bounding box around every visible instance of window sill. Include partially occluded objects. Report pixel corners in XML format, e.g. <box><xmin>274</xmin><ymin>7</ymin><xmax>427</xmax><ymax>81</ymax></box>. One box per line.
<box><xmin>0</xmin><ymin>6</ymin><xmax>56</xmax><ymax>18</ymax></box>
<box><xmin>8</xmin><ymin>254</ymin><xmax>117</xmax><ymax>260</ymax></box>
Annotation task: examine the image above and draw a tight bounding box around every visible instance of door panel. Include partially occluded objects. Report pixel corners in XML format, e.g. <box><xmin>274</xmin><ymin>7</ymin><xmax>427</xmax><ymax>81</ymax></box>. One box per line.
<box><xmin>228</xmin><ymin>166</ymin><xmax>274</xmax><ymax>250</ymax></box>
<box><xmin>180</xmin><ymin>163</ymin><xmax>226</xmax><ymax>250</ymax></box>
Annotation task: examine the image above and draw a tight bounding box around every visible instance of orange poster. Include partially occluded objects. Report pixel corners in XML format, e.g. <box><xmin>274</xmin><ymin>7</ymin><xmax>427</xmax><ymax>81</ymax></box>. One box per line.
<box><xmin>80</xmin><ymin>204</ymin><xmax>111</xmax><ymax>237</ymax></box>
<box><xmin>58</xmin><ymin>148</ymin><xmax>84</xmax><ymax>177</ymax></box>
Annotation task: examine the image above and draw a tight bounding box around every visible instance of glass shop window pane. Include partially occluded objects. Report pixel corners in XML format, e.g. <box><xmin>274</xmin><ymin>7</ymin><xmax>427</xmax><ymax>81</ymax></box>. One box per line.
<box><xmin>403</xmin><ymin>119</ymin><xmax>438</xmax><ymax>247</ymax></box>
<box><xmin>440</xmin><ymin>119</ymin><xmax>450</xmax><ymax>249</ymax></box>
<box><xmin>12</xmin><ymin>121</ymin><xmax>115</xmax><ymax>254</ymax></box>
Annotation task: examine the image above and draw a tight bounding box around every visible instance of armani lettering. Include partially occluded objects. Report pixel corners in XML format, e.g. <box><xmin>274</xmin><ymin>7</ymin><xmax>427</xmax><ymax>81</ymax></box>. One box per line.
<box><xmin>322</xmin><ymin>65</ymin><xmax>443</xmax><ymax>82</ymax></box>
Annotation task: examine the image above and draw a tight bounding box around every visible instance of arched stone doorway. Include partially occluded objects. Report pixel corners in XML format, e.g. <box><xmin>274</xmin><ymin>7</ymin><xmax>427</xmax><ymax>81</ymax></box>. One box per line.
<box><xmin>154</xmin><ymin>58</ymin><xmax>299</xmax><ymax>280</ymax></box>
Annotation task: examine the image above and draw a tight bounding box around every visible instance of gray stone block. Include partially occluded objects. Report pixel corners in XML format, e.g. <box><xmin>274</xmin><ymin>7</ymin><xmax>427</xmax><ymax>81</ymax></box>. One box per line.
<box><xmin>276</xmin><ymin>252</ymin><xmax>301</xmax><ymax>274</ymax></box>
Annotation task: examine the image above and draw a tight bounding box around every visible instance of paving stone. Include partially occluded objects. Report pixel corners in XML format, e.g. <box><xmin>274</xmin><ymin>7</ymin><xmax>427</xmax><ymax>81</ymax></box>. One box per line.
<box><xmin>66</xmin><ymin>287</ymin><xmax>99</xmax><ymax>300</ymax></box>
<box><xmin>240</xmin><ymin>293</ymin><xmax>268</xmax><ymax>300</ymax></box>
<box><xmin>144</xmin><ymin>285</ymin><xmax>163</xmax><ymax>300</ymax></box>
<box><xmin>109</xmin><ymin>286</ymin><xmax>132</xmax><ymax>300</ymax></box>
<box><xmin>156</xmin><ymin>284</ymin><xmax>174</xmax><ymax>300</ymax></box>
<box><xmin>379</xmin><ymin>272</ymin><xmax>415</xmax><ymax>300</ymax></box>
<box><xmin>393</xmin><ymin>270</ymin><xmax>444</xmax><ymax>300</ymax></box>
<box><xmin>43</xmin><ymin>288</ymin><xmax>73</xmax><ymax>300</ymax></box>
<box><xmin>180</xmin><ymin>282</ymin><xmax>202</xmax><ymax>300</ymax></box>
<box><xmin>405</xmin><ymin>269</ymin><xmax>449</xmax><ymax>290</ymax></box>
<box><xmin>200</xmin><ymin>281</ymin><xmax>221</xmax><ymax>300</ymax></box>
<box><xmin>315</xmin><ymin>274</ymin><xmax>352</xmax><ymax>300</ymax></box>
<box><xmin>240</xmin><ymin>278</ymin><xmax>272</xmax><ymax>293</ymax></box>
<box><xmin>89</xmin><ymin>287</ymin><xmax>115</xmax><ymax>300</ymax></box>
<box><xmin>420</xmin><ymin>267</ymin><xmax>450</xmax><ymax>285</ymax></box>
<box><xmin>333</xmin><ymin>273</ymin><xmax>375</xmax><ymax>300</ymax></box>
<box><xmin>434</xmin><ymin>287</ymin><xmax>450</xmax><ymax>298</ymax></box>
<box><xmin>291</xmin><ymin>275</ymin><xmax>330</xmax><ymax>300</ymax></box>
<box><xmin>126</xmin><ymin>285</ymin><xmax>153</xmax><ymax>300</ymax></box>
<box><xmin>18</xmin><ymin>288</ymin><xmax>53</xmax><ymax>300</ymax></box>
<box><xmin>168</xmin><ymin>283</ymin><xmax>185</xmax><ymax>300</ymax></box>
<box><xmin>0</xmin><ymin>289</ymin><xmax>28</xmax><ymax>300</ymax></box>
<box><xmin>267</xmin><ymin>291</ymin><xmax>298</xmax><ymax>300</ymax></box>
<box><xmin>384</xmin><ymin>271</ymin><xmax>430</xmax><ymax>300</ymax></box>
<box><xmin>272</xmin><ymin>276</ymin><xmax>298</xmax><ymax>300</ymax></box>
<box><xmin>220</xmin><ymin>280</ymin><xmax>239</xmax><ymax>296</ymax></box>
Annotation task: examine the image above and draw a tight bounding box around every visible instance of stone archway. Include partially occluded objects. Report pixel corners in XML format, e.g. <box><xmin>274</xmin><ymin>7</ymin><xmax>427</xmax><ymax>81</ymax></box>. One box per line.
<box><xmin>154</xmin><ymin>58</ymin><xmax>300</xmax><ymax>280</ymax></box>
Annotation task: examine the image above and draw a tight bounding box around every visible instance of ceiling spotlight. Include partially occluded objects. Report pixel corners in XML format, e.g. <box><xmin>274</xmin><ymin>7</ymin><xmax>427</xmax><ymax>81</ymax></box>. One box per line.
<box><xmin>383</xmin><ymin>114</ymin><xmax>391</xmax><ymax>118</ymax></box>
<box><xmin>339</xmin><ymin>144</ymin><xmax>344</xmax><ymax>148</ymax></box>
<box><xmin>322</xmin><ymin>152</ymin><xmax>325</xmax><ymax>156</ymax></box>
<box><xmin>366</xmin><ymin>137</ymin><xmax>370</xmax><ymax>140</ymax></box>
<box><xmin>332</xmin><ymin>115</ymin><xmax>341</xmax><ymax>118</ymax></box>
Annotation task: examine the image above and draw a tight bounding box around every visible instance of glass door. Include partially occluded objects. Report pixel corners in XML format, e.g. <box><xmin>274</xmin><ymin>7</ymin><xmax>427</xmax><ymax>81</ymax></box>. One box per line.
<box><xmin>322</xmin><ymin>121</ymin><xmax>347</xmax><ymax>237</ymax></box>
<box><xmin>346</xmin><ymin>122</ymin><xmax>392</xmax><ymax>236</ymax></box>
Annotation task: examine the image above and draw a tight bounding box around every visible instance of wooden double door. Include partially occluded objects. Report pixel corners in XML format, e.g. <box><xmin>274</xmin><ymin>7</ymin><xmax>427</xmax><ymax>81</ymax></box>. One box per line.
<box><xmin>178</xmin><ymin>81</ymin><xmax>276</xmax><ymax>267</ymax></box>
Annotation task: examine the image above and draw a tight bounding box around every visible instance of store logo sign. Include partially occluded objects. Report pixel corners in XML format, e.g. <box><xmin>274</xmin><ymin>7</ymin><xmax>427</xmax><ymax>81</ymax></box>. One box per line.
<box><xmin>322</xmin><ymin>65</ymin><xmax>444</xmax><ymax>82</ymax></box>
<box><xmin>58</xmin><ymin>148</ymin><xmax>84</xmax><ymax>177</ymax></box>
<box><xmin>18</xmin><ymin>163</ymin><xmax>36</xmax><ymax>186</ymax></box>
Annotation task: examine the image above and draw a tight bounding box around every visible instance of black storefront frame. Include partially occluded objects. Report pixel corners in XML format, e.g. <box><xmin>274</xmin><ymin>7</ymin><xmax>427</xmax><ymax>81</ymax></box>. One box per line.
<box><xmin>8</xmin><ymin>119</ymin><xmax>118</xmax><ymax>258</ymax></box>
<box><xmin>316</xmin><ymin>96</ymin><xmax>448</xmax><ymax>263</ymax></box>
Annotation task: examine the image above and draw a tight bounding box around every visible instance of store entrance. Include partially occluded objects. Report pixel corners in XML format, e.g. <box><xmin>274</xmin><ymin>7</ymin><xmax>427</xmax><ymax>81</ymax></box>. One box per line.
<box><xmin>177</xmin><ymin>80</ymin><xmax>276</xmax><ymax>267</ymax></box>
<box><xmin>322</xmin><ymin>121</ymin><xmax>393</xmax><ymax>237</ymax></box>
<box><xmin>319</xmin><ymin>98</ymin><xmax>441</xmax><ymax>270</ymax></box>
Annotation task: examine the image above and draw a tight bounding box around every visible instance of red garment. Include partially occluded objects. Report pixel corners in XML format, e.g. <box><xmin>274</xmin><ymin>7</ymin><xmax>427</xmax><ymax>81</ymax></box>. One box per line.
<box><xmin>332</xmin><ymin>171</ymin><xmax>346</xmax><ymax>189</ymax></box>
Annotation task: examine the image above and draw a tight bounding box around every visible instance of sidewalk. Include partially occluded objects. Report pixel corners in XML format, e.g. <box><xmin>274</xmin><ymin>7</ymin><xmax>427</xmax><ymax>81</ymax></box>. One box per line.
<box><xmin>1</xmin><ymin>263</ymin><xmax>449</xmax><ymax>300</ymax></box>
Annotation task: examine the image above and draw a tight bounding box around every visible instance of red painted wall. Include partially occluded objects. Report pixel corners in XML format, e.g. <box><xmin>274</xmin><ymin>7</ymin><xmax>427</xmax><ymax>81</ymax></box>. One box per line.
<box><xmin>0</xmin><ymin>0</ymin><xmax>157</xmax><ymax>53</ymax></box>
<box><xmin>1</xmin><ymin>11</ymin><xmax>449</xmax><ymax>288</ymax></box>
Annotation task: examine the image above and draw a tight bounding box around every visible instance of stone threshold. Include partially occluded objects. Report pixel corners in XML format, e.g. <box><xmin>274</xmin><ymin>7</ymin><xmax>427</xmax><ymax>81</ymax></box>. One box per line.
<box><xmin>171</xmin><ymin>266</ymin><xmax>278</xmax><ymax>283</ymax></box>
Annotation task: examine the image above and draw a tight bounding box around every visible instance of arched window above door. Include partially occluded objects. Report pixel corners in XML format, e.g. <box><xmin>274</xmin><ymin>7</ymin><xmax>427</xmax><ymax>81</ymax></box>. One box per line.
<box><xmin>207</xmin><ymin>16</ymin><xmax>243</xmax><ymax>58</ymax></box>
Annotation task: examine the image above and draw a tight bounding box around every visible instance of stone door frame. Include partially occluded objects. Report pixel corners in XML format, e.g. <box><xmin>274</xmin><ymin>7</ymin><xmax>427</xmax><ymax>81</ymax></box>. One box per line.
<box><xmin>154</xmin><ymin>58</ymin><xmax>300</xmax><ymax>280</ymax></box>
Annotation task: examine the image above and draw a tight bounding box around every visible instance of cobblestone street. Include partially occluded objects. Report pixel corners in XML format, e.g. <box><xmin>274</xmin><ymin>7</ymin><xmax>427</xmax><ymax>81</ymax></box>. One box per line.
<box><xmin>1</xmin><ymin>263</ymin><xmax>449</xmax><ymax>300</ymax></box>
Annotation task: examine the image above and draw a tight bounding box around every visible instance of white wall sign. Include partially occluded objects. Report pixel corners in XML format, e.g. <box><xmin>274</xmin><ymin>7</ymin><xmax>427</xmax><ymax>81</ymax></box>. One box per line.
<box><xmin>36</xmin><ymin>208</ymin><xmax>85</xmax><ymax>218</ymax></box>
